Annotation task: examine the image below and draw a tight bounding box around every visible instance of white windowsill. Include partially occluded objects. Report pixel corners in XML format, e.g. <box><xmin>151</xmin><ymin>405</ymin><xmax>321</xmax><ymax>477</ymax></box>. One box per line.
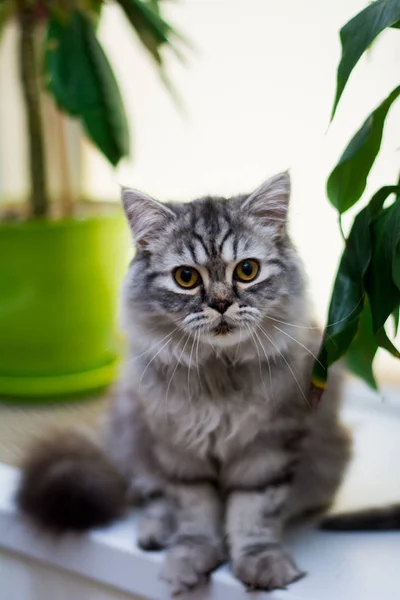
<box><xmin>1</xmin><ymin>382</ymin><xmax>399</xmax><ymax>600</ymax></box>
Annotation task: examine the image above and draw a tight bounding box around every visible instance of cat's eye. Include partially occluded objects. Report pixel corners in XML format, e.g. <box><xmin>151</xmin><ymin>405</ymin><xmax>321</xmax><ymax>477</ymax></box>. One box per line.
<box><xmin>173</xmin><ymin>266</ymin><xmax>201</xmax><ymax>289</ymax></box>
<box><xmin>233</xmin><ymin>259</ymin><xmax>260</xmax><ymax>283</ymax></box>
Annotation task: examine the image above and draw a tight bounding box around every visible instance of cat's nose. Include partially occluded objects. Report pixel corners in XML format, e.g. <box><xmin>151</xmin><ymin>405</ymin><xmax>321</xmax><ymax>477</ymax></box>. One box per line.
<box><xmin>209</xmin><ymin>299</ymin><xmax>232</xmax><ymax>314</ymax></box>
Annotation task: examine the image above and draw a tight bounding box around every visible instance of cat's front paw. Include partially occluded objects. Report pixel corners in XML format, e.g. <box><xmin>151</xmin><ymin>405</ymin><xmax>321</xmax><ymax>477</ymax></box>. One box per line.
<box><xmin>233</xmin><ymin>544</ymin><xmax>305</xmax><ymax>591</ymax></box>
<box><xmin>161</xmin><ymin>536</ymin><xmax>224</xmax><ymax>595</ymax></box>
<box><xmin>137</xmin><ymin>499</ymin><xmax>175</xmax><ymax>551</ymax></box>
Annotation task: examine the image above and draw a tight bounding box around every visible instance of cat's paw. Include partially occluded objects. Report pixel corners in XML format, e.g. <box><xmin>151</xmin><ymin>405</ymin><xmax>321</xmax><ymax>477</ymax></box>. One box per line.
<box><xmin>137</xmin><ymin>501</ymin><xmax>175</xmax><ymax>551</ymax></box>
<box><xmin>233</xmin><ymin>544</ymin><xmax>305</xmax><ymax>591</ymax></box>
<box><xmin>161</xmin><ymin>537</ymin><xmax>224</xmax><ymax>595</ymax></box>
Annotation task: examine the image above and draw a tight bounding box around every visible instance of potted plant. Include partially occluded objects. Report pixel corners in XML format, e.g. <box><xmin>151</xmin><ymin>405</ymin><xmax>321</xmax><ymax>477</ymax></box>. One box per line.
<box><xmin>312</xmin><ymin>0</ymin><xmax>400</xmax><ymax>401</ymax></box>
<box><xmin>0</xmin><ymin>0</ymin><xmax>183</xmax><ymax>399</ymax></box>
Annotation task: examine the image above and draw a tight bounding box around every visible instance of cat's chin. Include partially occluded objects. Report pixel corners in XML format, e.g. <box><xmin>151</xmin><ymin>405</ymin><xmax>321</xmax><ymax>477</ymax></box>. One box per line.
<box><xmin>204</xmin><ymin>327</ymin><xmax>244</xmax><ymax>348</ymax></box>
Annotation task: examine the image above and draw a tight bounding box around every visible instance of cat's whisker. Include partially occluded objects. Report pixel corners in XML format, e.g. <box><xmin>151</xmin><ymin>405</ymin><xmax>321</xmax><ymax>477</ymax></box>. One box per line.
<box><xmin>252</xmin><ymin>327</ymin><xmax>274</xmax><ymax>406</ymax></box>
<box><xmin>265</xmin><ymin>314</ymin><xmax>338</xmax><ymax>348</ymax></box>
<box><xmin>273</xmin><ymin>325</ymin><xmax>324</xmax><ymax>367</ymax></box>
<box><xmin>264</xmin><ymin>316</ymin><xmax>333</xmax><ymax>348</ymax></box>
<box><xmin>164</xmin><ymin>332</ymin><xmax>191</xmax><ymax>422</ymax></box>
<box><xmin>125</xmin><ymin>327</ymin><xmax>179</xmax><ymax>366</ymax></box>
<box><xmin>265</xmin><ymin>295</ymin><xmax>364</xmax><ymax>331</ymax></box>
<box><xmin>187</xmin><ymin>318</ymin><xmax>209</xmax><ymax>332</ymax></box>
<box><xmin>195</xmin><ymin>330</ymin><xmax>203</xmax><ymax>390</ymax></box>
<box><xmin>238</xmin><ymin>306</ymin><xmax>259</xmax><ymax>313</ymax></box>
<box><xmin>234</xmin><ymin>327</ymin><xmax>243</xmax><ymax>363</ymax></box>
<box><xmin>139</xmin><ymin>332</ymin><xmax>177</xmax><ymax>388</ymax></box>
<box><xmin>257</xmin><ymin>324</ymin><xmax>311</xmax><ymax>411</ymax></box>
<box><xmin>187</xmin><ymin>333</ymin><xmax>197</xmax><ymax>407</ymax></box>
<box><xmin>246</xmin><ymin>324</ymin><xmax>269</xmax><ymax>400</ymax></box>
<box><xmin>183</xmin><ymin>313</ymin><xmax>205</xmax><ymax>325</ymax></box>
<box><xmin>208</xmin><ymin>337</ymin><xmax>217</xmax><ymax>353</ymax></box>
<box><xmin>240</xmin><ymin>316</ymin><xmax>258</xmax><ymax>325</ymax></box>
<box><xmin>265</xmin><ymin>315</ymin><xmax>320</xmax><ymax>330</ymax></box>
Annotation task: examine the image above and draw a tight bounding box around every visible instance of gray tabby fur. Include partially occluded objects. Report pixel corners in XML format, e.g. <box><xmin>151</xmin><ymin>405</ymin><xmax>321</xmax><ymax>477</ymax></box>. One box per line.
<box><xmin>103</xmin><ymin>172</ymin><xmax>351</xmax><ymax>593</ymax></box>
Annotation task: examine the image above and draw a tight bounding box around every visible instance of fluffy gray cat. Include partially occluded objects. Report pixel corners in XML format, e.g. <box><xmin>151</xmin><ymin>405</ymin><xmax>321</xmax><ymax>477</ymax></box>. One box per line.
<box><xmin>17</xmin><ymin>172</ymin><xmax>352</xmax><ymax>593</ymax></box>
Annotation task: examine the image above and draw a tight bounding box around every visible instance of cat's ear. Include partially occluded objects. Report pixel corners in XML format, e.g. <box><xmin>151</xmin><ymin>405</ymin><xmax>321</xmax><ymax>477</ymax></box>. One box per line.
<box><xmin>241</xmin><ymin>172</ymin><xmax>290</xmax><ymax>234</ymax></box>
<box><xmin>121</xmin><ymin>187</ymin><xmax>175</xmax><ymax>249</ymax></box>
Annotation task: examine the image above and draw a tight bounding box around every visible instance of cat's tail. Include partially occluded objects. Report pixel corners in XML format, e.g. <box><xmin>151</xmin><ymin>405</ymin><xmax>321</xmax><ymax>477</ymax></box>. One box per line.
<box><xmin>320</xmin><ymin>504</ymin><xmax>400</xmax><ymax>531</ymax></box>
<box><xmin>16</xmin><ymin>430</ymin><xmax>128</xmax><ymax>533</ymax></box>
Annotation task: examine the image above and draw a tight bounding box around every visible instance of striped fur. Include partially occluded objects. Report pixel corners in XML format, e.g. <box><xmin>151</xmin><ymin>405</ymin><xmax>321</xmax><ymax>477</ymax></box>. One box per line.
<box><xmin>17</xmin><ymin>173</ymin><xmax>351</xmax><ymax>594</ymax></box>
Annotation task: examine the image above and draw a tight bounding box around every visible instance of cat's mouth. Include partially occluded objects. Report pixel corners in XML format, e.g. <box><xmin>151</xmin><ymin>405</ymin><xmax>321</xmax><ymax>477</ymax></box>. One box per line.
<box><xmin>212</xmin><ymin>320</ymin><xmax>234</xmax><ymax>336</ymax></box>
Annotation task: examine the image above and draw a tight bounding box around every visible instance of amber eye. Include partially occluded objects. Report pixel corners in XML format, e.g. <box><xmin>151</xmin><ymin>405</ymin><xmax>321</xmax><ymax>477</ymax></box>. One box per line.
<box><xmin>174</xmin><ymin>266</ymin><xmax>201</xmax><ymax>289</ymax></box>
<box><xmin>233</xmin><ymin>259</ymin><xmax>260</xmax><ymax>283</ymax></box>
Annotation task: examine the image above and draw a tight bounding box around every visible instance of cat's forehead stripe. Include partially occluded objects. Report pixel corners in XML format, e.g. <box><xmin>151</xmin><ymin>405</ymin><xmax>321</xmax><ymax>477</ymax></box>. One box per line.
<box><xmin>156</xmin><ymin>196</ymin><xmax>284</xmax><ymax>274</ymax></box>
<box><xmin>218</xmin><ymin>228</ymin><xmax>233</xmax><ymax>253</ymax></box>
<box><xmin>192</xmin><ymin>239</ymin><xmax>209</xmax><ymax>264</ymax></box>
<box><xmin>192</xmin><ymin>232</ymin><xmax>210</xmax><ymax>262</ymax></box>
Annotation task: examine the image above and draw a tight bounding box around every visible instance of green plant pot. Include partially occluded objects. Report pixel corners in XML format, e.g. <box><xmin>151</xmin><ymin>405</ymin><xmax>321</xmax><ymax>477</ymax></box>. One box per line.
<box><xmin>0</xmin><ymin>209</ymin><xmax>130</xmax><ymax>400</ymax></box>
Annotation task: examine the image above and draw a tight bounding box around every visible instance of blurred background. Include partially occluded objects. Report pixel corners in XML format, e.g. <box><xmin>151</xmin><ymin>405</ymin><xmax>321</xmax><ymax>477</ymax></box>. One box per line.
<box><xmin>0</xmin><ymin>0</ymin><xmax>399</xmax><ymax>389</ymax></box>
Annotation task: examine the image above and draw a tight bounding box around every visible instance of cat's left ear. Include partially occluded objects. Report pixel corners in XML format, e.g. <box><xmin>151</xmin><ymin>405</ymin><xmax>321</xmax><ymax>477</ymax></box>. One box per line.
<box><xmin>121</xmin><ymin>187</ymin><xmax>175</xmax><ymax>249</ymax></box>
<box><xmin>241</xmin><ymin>171</ymin><xmax>291</xmax><ymax>235</ymax></box>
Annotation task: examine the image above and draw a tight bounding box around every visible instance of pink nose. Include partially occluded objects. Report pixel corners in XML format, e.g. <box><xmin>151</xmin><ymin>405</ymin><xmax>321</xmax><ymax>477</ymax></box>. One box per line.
<box><xmin>210</xmin><ymin>299</ymin><xmax>232</xmax><ymax>314</ymax></box>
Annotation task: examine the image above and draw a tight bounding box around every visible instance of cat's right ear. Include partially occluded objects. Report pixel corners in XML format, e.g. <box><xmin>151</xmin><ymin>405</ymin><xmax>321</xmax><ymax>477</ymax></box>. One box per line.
<box><xmin>241</xmin><ymin>172</ymin><xmax>291</xmax><ymax>236</ymax></box>
<box><xmin>121</xmin><ymin>187</ymin><xmax>175</xmax><ymax>249</ymax></box>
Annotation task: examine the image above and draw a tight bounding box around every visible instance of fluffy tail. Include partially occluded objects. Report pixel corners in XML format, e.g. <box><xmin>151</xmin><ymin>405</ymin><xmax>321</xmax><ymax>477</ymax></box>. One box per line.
<box><xmin>320</xmin><ymin>505</ymin><xmax>400</xmax><ymax>531</ymax></box>
<box><xmin>16</xmin><ymin>430</ymin><xmax>128</xmax><ymax>533</ymax></box>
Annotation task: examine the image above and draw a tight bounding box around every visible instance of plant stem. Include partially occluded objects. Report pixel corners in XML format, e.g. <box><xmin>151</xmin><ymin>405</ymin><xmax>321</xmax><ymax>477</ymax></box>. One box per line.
<box><xmin>18</xmin><ymin>5</ymin><xmax>49</xmax><ymax>218</ymax></box>
<box><xmin>55</xmin><ymin>108</ymin><xmax>74</xmax><ymax>217</ymax></box>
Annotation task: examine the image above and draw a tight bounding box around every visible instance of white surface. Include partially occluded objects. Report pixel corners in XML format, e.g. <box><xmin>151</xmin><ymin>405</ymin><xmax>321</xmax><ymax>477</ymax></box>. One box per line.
<box><xmin>0</xmin><ymin>384</ymin><xmax>399</xmax><ymax>600</ymax></box>
<box><xmin>1</xmin><ymin>552</ymin><xmax>139</xmax><ymax>600</ymax></box>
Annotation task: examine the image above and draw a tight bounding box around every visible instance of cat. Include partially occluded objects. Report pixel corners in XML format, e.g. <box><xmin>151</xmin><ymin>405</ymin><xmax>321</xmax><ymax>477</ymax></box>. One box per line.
<box><xmin>17</xmin><ymin>172</ymin><xmax>353</xmax><ymax>594</ymax></box>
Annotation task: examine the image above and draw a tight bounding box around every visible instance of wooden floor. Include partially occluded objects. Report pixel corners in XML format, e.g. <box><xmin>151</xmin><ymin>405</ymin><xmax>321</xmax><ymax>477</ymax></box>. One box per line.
<box><xmin>0</xmin><ymin>394</ymin><xmax>108</xmax><ymax>466</ymax></box>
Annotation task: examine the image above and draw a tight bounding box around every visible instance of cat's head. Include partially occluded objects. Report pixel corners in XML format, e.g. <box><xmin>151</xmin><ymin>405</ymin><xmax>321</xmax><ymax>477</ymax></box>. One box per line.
<box><xmin>121</xmin><ymin>173</ymin><xmax>305</xmax><ymax>348</ymax></box>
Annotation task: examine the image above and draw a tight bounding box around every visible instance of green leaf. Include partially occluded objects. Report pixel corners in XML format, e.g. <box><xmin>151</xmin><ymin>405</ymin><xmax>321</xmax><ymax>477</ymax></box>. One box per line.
<box><xmin>375</xmin><ymin>326</ymin><xmax>400</xmax><ymax>357</ymax></box>
<box><xmin>394</xmin><ymin>237</ymin><xmax>400</xmax><ymax>291</ymax></box>
<box><xmin>45</xmin><ymin>11</ymin><xmax>130</xmax><ymax>166</ymax></box>
<box><xmin>366</xmin><ymin>197</ymin><xmax>400</xmax><ymax>357</ymax></box>
<box><xmin>332</xmin><ymin>0</ymin><xmax>400</xmax><ymax>119</ymax></box>
<box><xmin>346</xmin><ymin>301</ymin><xmax>378</xmax><ymax>389</ymax></box>
<box><xmin>392</xmin><ymin>308</ymin><xmax>399</xmax><ymax>335</ymax></box>
<box><xmin>48</xmin><ymin>0</ymin><xmax>103</xmax><ymax>26</ymax></box>
<box><xmin>313</xmin><ymin>186</ymin><xmax>400</xmax><ymax>387</ymax></box>
<box><xmin>327</xmin><ymin>86</ymin><xmax>400</xmax><ymax>214</ymax></box>
<box><xmin>117</xmin><ymin>0</ymin><xmax>184</xmax><ymax>65</ymax></box>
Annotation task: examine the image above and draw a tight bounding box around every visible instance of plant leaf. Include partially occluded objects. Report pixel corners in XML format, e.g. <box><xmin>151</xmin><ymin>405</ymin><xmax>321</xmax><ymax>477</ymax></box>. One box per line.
<box><xmin>48</xmin><ymin>1</ymin><xmax>103</xmax><ymax>26</ymax></box>
<box><xmin>345</xmin><ymin>301</ymin><xmax>378</xmax><ymax>389</ymax></box>
<box><xmin>117</xmin><ymin>0</ymin><xmax>184</xmax><ymax>65</ymax></box>
<box><xmin>45</xmin><ymin>11</ymin><xmax>130</xmax><ymax>166</ymax></box>
<box><xmin>366</xmin><ymin>197</ymin><xmax>400</xmax><ymax>357</ymax></box>
<box><xmin>394</xmin><ymin>236</ymin><xmax>400</xmax><ymax>291</ymax></box>
<box><xmin>327</xmin><ymin>86</ymin><xmax>400</xmax><ymax>214</ymax></box>
<box><xmin>332</xmin><ymin>0</ymin><xmax>400</xmax><ymax>118</ymax></box>
<box><xmin>313</xmin><ymin>186</ymin><xmax>400</xmax><ymax>388</ymax></box>
<box><xmin>392</xmin><ymin>308</ymin><xmax>399</xmax><ymax>335</ymax></box>
<box><xmin>375</xmin><ymin>327</ymin><xmax>400</xmax><ymax>357</ymax></box>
